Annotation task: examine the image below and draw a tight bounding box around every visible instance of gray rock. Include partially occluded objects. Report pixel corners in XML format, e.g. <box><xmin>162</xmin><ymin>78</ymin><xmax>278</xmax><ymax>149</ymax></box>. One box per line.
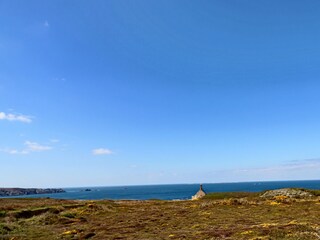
<box><xmin>260</xmin><ymin>188</ymin><xmax>314</xmax><ymax>198</ymax></box>
<box><xmin>192</xmin><ymin>184</ymin><xmax>206</xmax><ymax>200</ymax></box>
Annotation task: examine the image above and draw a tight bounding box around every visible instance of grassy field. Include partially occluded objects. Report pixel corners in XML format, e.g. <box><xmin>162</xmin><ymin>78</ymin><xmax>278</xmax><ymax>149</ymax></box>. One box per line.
<box><xmin>0</xmin><ymin>191</ymin><xmax>319</xmax><ymax>239</ymax></box>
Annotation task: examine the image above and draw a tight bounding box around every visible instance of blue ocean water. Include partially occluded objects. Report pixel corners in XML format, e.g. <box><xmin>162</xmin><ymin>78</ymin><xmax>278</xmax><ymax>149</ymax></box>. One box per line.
<box><xmin>3</xmin><ymin>180</ymin><xmax>320</xmax><ymax>200</ymax></box>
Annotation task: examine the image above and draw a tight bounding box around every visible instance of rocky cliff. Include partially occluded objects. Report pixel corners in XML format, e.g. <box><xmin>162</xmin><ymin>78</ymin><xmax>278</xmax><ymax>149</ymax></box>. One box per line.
<box><xmin>0</xmin><ymin>188</ymin><xmax>65</xmax><ymax>197</ymax></box>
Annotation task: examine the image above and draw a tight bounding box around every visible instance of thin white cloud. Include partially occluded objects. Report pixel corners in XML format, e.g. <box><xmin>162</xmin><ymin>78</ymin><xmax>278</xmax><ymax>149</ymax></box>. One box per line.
<box><xmin>0</xmin><ymin>141</ymin><xmax>52</xmax><ymax>155</ymax></box>
<box><xmin>44</xmin><ymin>21</ymin><xmax>49</xmax><ymax>27</ymax></box>
<box><xmin>25</xmin><ymin>141</ymin><xmax>52</xmax><ymax>152</ymax></box>
<box><xmin>0</xmin><ymin>112</ymin><xmax>32</xmax><ymax>123</ymax></box>
<box><xmin>53</xmin><ymin>77</ymin><xmax>66</xmax><ymax>82</ymax></box>
<box><xmin>234</xmin><ymin>158</ymin><xmax>320</xmax><ymax>173</ymax></box>
<box><xmin>0</xmin><ymin>149</ymin><xmax>28</xmax><ymax>155</ymax></box>
<box><xmin>50</xmin><ymin>139</ymin><xmax>60</xmax><ymax>143</ymax></box>
<box><xmin>92</xmin><ymin>148</ymin><xmax>113</xmax><ymax>155</ymax></box>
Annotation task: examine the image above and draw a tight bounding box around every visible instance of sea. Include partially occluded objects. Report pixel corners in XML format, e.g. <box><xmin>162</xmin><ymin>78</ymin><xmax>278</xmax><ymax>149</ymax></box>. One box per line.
<box><xmin>2</xmin><ymin>180</ymin><xmax>320</xmax><ymax>201</ymax></box>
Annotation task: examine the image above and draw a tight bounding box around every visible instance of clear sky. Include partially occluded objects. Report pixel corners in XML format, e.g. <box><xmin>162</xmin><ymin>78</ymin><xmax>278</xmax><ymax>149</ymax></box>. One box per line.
<box><xmin>1</xmin><ymin>0</ymin><xmax>320</xmax><ymax>187</ymax></box>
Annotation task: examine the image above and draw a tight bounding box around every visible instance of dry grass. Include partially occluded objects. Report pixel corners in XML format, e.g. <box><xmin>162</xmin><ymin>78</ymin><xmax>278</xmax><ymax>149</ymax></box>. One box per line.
<box><xmin>0</xmin><ymin>195</ymin><xmax>319</xmax><ymax>239</ymax></box>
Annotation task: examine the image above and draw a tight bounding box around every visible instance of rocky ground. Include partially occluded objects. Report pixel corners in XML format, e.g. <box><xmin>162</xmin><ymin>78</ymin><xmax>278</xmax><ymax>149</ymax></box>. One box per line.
<box><xmin>260</xmin><ymin>188</ymin><xmax>315</xmax><ymax>198</ymax></box>
<box><xmin>0</xmin><ymin>188</ymin><xmax>319</xmax><ymax>239</ymax></box>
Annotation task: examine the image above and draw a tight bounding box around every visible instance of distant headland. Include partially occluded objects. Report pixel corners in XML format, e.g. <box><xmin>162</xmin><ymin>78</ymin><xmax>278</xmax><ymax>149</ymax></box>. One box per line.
<box><xmin>0</xmin><ymin>188</ymin><xmax>65</xmax><ymax>197</ymax></box>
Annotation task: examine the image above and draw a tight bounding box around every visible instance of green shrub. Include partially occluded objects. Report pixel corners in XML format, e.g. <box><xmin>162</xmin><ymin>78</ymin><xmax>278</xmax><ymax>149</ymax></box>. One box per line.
<box><xmin>204</xmin><ymin>192</ymin><xmax>259</xmax><ymax>200</ymax></box>
<box><xmin>62</xmin><ymin>212</ymin><xmax>76</xmax><ymax>218</ymax></box>
<box><xmin>0</xmin><ymin>224</ymin><xmax>11</xmax><ymax>234</ymax></box>
<box><xmin>306</xmin><ymin>189</ymin><xmax>320</xmax><ymax>196</ymax></box>
<box><xmin>0</xmin><ymin>210</ymin><xmax>6</xmax><ymax>217</ymax></box>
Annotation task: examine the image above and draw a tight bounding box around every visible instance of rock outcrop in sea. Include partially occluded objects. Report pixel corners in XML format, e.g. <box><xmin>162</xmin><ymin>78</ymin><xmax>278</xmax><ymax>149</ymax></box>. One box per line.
<box><xmin>192</xmin><ymin>184</ymin><xmax>206</xmax><ymax>200</ymax></box>
<box><xmin>0</xmin><ymin>188</ymin><xmax>65</xmax><ymax>197</ymax></box>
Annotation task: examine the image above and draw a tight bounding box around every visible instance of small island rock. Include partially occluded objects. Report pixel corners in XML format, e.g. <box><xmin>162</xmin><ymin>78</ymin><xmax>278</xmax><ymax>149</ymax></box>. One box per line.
<box><xmin>192</xmin><ymin>184</ymin><xmax>206</xmax><ymax>200</ymax></box>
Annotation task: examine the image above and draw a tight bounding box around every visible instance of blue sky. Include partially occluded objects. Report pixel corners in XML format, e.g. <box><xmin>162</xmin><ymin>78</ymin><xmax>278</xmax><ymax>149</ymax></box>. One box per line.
<box><xmin>1</xmin><ymin>0</ymin><xmax>320</xmax><ymax>187</ymax></box>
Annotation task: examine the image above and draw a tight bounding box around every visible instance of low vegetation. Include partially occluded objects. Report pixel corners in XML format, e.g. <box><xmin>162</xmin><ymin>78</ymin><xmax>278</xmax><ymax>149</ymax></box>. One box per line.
<box><xmin>203</xmin><ymin>191</ymin><xmax>260</xmax><ymax>200</ymax></box>
<box><xmin>0</xmin><ymin>189</ymin><xmax>319</xmax><ymax>239</ymax></box>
